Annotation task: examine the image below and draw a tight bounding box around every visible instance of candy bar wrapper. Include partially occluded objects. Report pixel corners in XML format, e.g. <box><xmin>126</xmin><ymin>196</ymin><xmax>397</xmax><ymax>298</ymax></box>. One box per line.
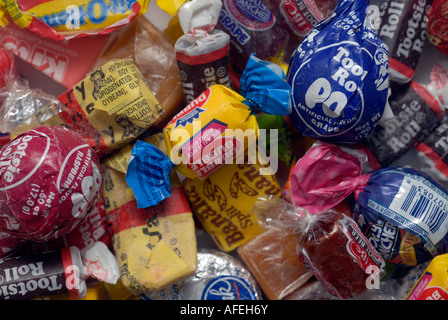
<box><xmin>141</xmin><ymin>248</ymin><xmax>262</xmax><ymax>300</ymax></box>
<box><xmin>237</xmin><ymin>196</ymin><xmax>313</xmax><ymax>300</ymax></box>
<box><xmin>406</xmin><ymin>253</ymin><xmax>448</xmax><ymax>300</ymax></box>
<box><xmin>290</xmin><ymin>141</ymin><xmax>448</xmax><ymax>266</ymax></box>
<box><xmin>377</xmin><ymin>0</ymin><xmax>433</xmax><ymax>84</ymax></box>
<box><xmin>426</xmin><ymin>0</ymin><xmax>448</xmax><ymax>55</ymax></box>
<box><xmin>297</xmin><ymin>209</ymin><xmax>386</xmax><ymax>299</ymax></box>
<box><xmin>0</xmin><ymin>126</ymin><xmax>103</xmax><ymax>242</ymax></box>
<box><xmin>175</xmin><ymin>0</ymin><xmax>233</xmax><ymax>105</ymax></box>
<box><xmin>215</xmin><ymin>0</ymin><xmax>289</xmax><ymax>73</ymax></box>
<box><xmin>0</xmin><ymin>0</ymin><xmax>149</xmax><ymax>41</ymax></box>
<box><xmin>0</xmin><ymin>241</ymin><xmax>119</xmax><ymax>300</ymax></box>
<box><xmin>102</xmin><ymin>133</ymin><xmax>197</xmax><ymax>295</ymax></box>
<box><xmin>93</xmin><ymin>16</ymin><xmax>185</xmax><ymax>129</ymax></box>
<box><xmin>10</xmin><ymin>59</ymin><xmax>163</xmax><ymax>159</ymax></box>
<box><xmin>362</xmin><ymin>81</ymin><xmax>445</xmax><ymax>167</ymax></box>
<box><xmin>0</xmin><ymin>14</ymin><xmax>112</xmax><ymax>89</ymax></box>
<box><xmin>182</xmin><ymin>154</ymin><xmax>282</xmax><ymax>252</ymax></box>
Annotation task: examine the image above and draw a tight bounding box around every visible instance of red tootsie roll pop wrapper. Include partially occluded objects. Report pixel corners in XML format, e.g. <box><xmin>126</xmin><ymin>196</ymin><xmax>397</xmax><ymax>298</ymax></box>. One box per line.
<box><xmin>0</xmin><ymin>126</ymin><xmax>103</xmax><ymax>242</ymax></box>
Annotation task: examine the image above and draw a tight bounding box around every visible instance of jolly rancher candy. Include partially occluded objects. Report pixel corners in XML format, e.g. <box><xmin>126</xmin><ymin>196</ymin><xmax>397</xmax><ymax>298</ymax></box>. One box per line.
<box><xmin>0</xmin><ymin>126</ymin><xmax>102</xmax><ymax>242</ymax></box>
<box><xmin>240</xmin><ymin>0</ymin><xmax>392</xmax><ymax>144</ymax></box>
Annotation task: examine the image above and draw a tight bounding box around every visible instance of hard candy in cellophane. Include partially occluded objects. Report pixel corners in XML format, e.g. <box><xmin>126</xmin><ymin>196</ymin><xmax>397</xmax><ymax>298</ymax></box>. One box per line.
<box><xmin>0</xmin><ymin>126</ymin><xmax>103</xmax><ymax>242</ymax></box>
<box><xmin>287</xmin><ymin>0</ymin><xmax>391</xmax><ymax>144</ymax></box>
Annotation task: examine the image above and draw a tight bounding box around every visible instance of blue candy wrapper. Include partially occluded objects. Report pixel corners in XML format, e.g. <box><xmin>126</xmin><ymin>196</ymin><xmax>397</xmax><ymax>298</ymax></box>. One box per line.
<box><xmin>240</xmin><ymin>0</ymin><xmax>391</xmax><ymax>144</ymax></box>
<box><xmin>353</xmin><ymin>166</ymin><xmax>448</xmax><ymax>266</ymax></box>
<box><xmin>240</xmin><ymin>54</ymin><xmax>292</xmax><ymax>116</ymax></box>
<box><xmin>125</xmin><ymin>140</ymin><xmax>175</xmax><ymax>208</ymax></box>
<box><xmin>287</xmin><ymin>0</ymin><xmax>391</xmax><ymax>144</ymax></box>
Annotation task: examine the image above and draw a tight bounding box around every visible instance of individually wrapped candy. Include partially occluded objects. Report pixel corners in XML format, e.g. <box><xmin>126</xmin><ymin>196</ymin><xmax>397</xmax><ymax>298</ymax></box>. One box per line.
<box><xmin>289</xmin><ymin>141</ymin><xmax>448</xmax><ymax>266</ymax></box>
<box><xmin>264</xmin><ymin>0</ymin><xmax>337</xmax><ymax>40</ymax></box>
<box><xmin>297</xmin><ymin>208</ymin><xmax>386</xmax><ymax>299</ymax></box>
<box><xmin>126</xmin><ymin>83</ymin><xmax>288</xmax><ymax>208</ymax></box>
<box><xmin>103</xmin><ymin>133</ymin><xmax>197</xmax><ymax>295</ymax></box>
<box><xmin>240</xmin><ymin>0</ymin><xmax>392</xmax><ymax>144</ymax></box>
<box><xmin>237</xmin><ymin>196</ymin><xmax>313</xmax><ymax>300</ymax></box>
<box><xmin>362</xmin><ymin>81</ymin><xmax>445</xmax><ymax>167</ymax></box>
<box><xmin>175</xmin><ymin>0</ymin><xmax>233</xmax><ymax>104</ymax></box>
<box><xmin>215</xmin><ymin>0</ymin><xmax>290</xmax><ymax>73</ymax></box>
<box><xmin>426</xmin><ymin>0</ymin><xmax>448</xmax><ymax>56</ymax></box>
<box><xmin>182</xmin><ymin>154</ymin><xmax>282</xmax><ymax>252</ymax></box>
<box><xmin>406</xmin><ymin>253</ymin><xmax>448</xmax><ymax>300</ymax></box>
<box><xmin>0</xmin><ymin>0</ymin><xmax>150</xmax><ymax>41</ymax></box>
<box><xmin>7</xmin><ymin>59</ymin><xmax>164</xmax><ymax>159</ymax></box>
<box><xmin>141</xmin><ymin>248</ymin><xmax>262</xmax><ymax>300</ymax></box>
<box><xmin>0</xmin><ymin>241</ymin><xmax>119</xmax><ymax>300</ymax></box>
<box><xmin>377</xmin><ymin>0</ymin><xmax>433</xmax><ymax>84</ymax></box>
<box><xmin>0</xmin><ymin>126</ymin><xmax>103</xmax><ymax>242</ymax></box>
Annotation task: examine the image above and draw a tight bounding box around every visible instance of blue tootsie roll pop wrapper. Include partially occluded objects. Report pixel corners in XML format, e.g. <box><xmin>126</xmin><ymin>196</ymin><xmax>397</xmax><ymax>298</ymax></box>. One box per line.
<box><xmin>240</xmin><ymin>0</ymin><xmax>392</xmax><ymax>144</ymax></box>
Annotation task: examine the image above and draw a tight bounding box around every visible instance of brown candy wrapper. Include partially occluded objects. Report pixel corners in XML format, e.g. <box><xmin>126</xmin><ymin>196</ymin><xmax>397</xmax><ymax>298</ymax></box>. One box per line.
<box><xmin>93</xmin><ymin>16</ymin><xmax>185</xmax><ymax>129</ymax></box>
<box><xmin>237</xmin><ymin>197</ymin><xmax>313</xmax><ymax>300</ymax></box>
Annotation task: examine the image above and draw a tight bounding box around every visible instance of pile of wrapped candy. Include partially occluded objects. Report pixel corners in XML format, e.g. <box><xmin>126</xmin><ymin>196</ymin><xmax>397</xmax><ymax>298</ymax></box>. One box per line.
<box><xmin>0</xmin><ymin>0</ymin><xmax>447</xmax><ymax>301</ymax></box>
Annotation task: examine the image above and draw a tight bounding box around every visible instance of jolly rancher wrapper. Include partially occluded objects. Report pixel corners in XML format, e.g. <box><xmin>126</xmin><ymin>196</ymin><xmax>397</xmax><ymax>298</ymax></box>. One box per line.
<box><xmin>0</xmin><ymin>0</ymin><xmax>149</xmax><ymax>40</ymax></box>
<box><xmin>240</xmin><ymin>0</ymin><xmax>392</xmax><ymax>144</ymax></box>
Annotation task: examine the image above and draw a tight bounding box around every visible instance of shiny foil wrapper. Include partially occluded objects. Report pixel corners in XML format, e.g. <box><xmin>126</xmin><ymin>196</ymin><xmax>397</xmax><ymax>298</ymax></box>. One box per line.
<box><xmin>141</xmin><ymin>249</ymin><xmax>262</xmax><ymax>300</ymax></box>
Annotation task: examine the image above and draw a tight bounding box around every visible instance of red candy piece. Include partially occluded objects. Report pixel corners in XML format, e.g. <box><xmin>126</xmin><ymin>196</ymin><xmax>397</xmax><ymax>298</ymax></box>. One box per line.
<box><xmin>0</xmin><ymin>126</ymin><xmax>102</xmax><ymax>242</ymax></box>
<box><xmin>297</xmin><ymin>210</ymin><xmax>385</xmax><ymax>299</ymax></box>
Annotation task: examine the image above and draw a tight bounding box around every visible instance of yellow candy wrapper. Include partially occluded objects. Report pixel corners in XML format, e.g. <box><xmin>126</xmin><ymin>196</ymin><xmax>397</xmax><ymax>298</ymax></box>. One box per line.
<box><xmin>164</xmin><ymin>84</ymin><xmax>258</xmax><ymax>179</ymax></box>
<box><xmin>11</xmin><ymin>59</ymin><xmax>163</xmax><ymax>159</ymax></box>
<box><xmin>407</xmin><ymin>253</ymin><xmax>448</xmax><ymax>300</ymax></box>
<box><xmin>183</xmin><ymin>156</ymin><xmax>281</xmax><ymax>252</ymax></box>
<box><xmin>0</xmin><ymin>0</ymin><xmax>149</xmax><ymax>40</ymax></box>
<box><xmin>102</xmin><ymin>133</ymin><xmax>197</xmax><ymax>294</ymax></box>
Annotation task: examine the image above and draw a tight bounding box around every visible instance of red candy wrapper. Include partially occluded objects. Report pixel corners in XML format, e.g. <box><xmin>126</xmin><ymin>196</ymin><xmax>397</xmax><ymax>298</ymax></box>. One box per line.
<box><xmin>297</xmin><ymin>209</ymin><xmax>386</xmax><ymax>299</ymax></box>
<box><xmin>427</xmin><ymin>0</ymin><xmax>448</xmax><ymax>55</ymax></box>
<box><xmin>0</xmin><ymin>126</ymin><xmax>103</xmax><ymax>242</ymax></box>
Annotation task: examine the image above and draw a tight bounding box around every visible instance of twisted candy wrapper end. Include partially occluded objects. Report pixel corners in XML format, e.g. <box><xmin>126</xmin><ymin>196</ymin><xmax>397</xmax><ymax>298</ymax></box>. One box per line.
<box><xmin>240</xmin><ymin>54</ymin><xmax>292</xmax><ymax>116</ymax></box>
<box><xmin>126</xmin><ymin>140</ymin><xmax>175</xmax><ymax>208</ymax></box>
<box><xmin>290</xmin><ymin>142</ymin><xmax>370</xmax><ymax>214</ymax></box>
